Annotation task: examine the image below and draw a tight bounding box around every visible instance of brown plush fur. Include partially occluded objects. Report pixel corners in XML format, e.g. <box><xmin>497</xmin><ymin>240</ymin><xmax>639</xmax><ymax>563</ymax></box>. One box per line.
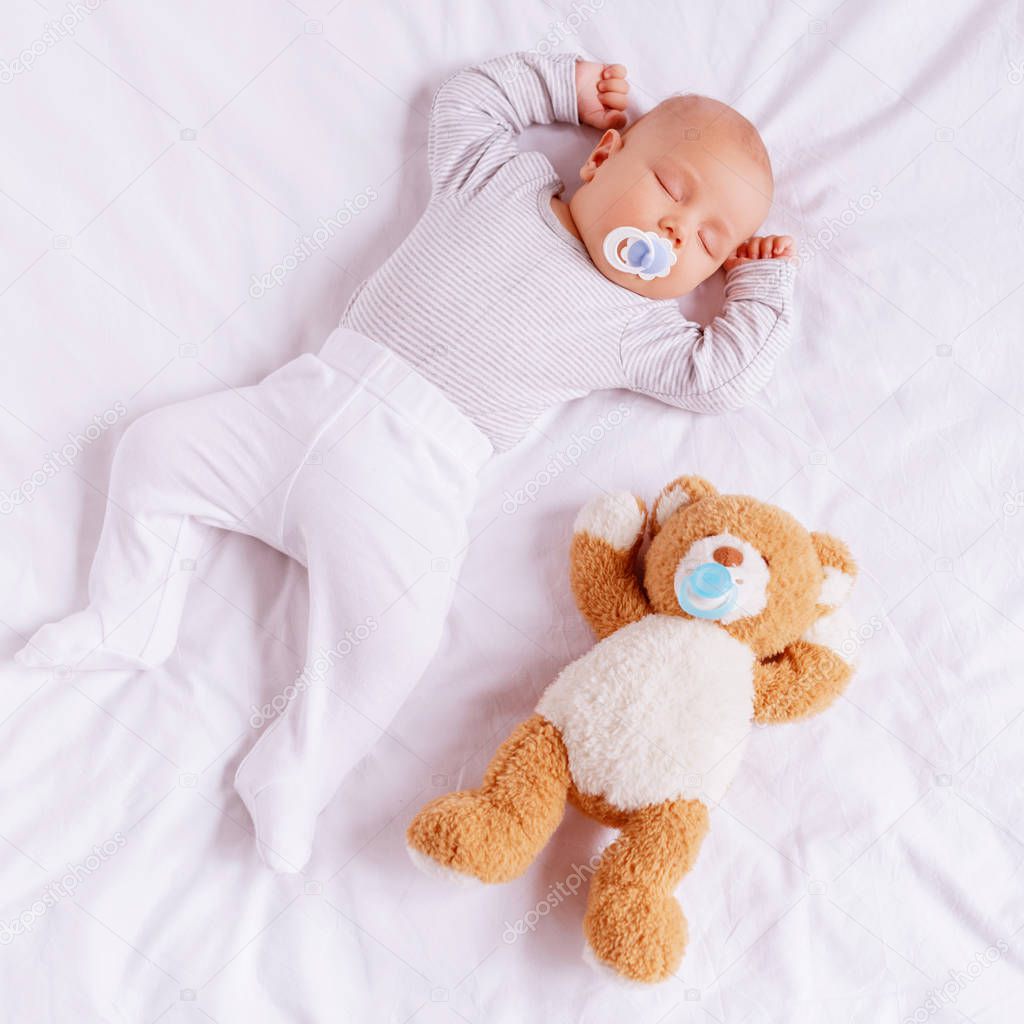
<box><xmin>568</xmin><ymin>497</ymin><xmax>651</xmax><ymax>640</ymax></box>
<box><xmin>754</xmin><ymin>640</ymin><xmax>854</xmax><ymax>724</ymax></box>
<box><xmin>408</xmin><ymin>474</ymin><xmax>857</xmax><ymax>984</ymax></box>
<box><xmin>407</xmin><ymin>715</ymin><xmax>571</xmax><ymax>883</ymax></box>
<box><xmin>582</xmin><ymin>798</ymin><xmax>709</xmax><ymax>983</ymax></box>
<box><xmin>407</xmin><ymin>718</ymin><xmax>710</xmax><ymax>983</ymax></box>
<box><xmin>650</xmin><ymin>474</ymin><xmax>718</xmax><ymax>534</ymax></box>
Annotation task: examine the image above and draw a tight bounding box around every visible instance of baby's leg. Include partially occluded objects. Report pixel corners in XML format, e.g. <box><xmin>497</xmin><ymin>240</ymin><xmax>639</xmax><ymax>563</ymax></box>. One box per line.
<box><xmin>17</xmin><ymin>355</ymin><xmax>342</xmax><ymax>671</ymax></box>
<box><xmin>234</xmin><ymin>390</ymin><xmax>479</xmax><ymax>873</ymax></box>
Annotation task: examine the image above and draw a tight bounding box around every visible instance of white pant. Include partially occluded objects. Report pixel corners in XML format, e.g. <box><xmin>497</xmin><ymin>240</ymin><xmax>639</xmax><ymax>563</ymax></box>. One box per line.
<box><xmin>17</xmin><ymin>328</ymin><xmax>491</xmax><ymax>871</ymax></box>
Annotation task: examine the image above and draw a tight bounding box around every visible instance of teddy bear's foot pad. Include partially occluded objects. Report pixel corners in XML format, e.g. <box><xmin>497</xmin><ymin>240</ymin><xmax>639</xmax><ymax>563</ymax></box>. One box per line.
<box><xmin>406</xmin><ymin>844</ymin><xmax>484</xmax><ymax>887</ymax></box>
<box><xmin>583</xmin><ymin>885</ymin><xmax>687</xmax><ymax>984</ymax></box>
<box><xmin>582</xmin><ymin>942</ymin><xmax>660</xmax><ymax>988</ymax></box>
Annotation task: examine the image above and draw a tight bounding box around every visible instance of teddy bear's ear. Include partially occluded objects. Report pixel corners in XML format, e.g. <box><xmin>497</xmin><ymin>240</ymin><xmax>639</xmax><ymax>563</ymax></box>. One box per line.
<box><xmin>810</xmin><ymin>531</ymin><xmax>857</xmax><ymax>610</ymax></box>
<box><xmin>649</xmin><ymin>475</ymin><xmax>718</xmax><ymax>536</ymax></box>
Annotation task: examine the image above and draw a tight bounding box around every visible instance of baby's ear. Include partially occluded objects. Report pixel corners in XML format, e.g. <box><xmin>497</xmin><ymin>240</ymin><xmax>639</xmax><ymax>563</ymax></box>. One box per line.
<box><xmin>650</xmin><ymin>475</ymin><xmax>717</xmax><ymax>537</ymax></box>
<box><xmin>579</xmin><ymin>128</ymin><xmax>624</xmax><ymax>182</ymax></box>
<box><xmin>810</xmin><ymin>532</ymin><xmax>857</xmax><ymax>611</ymax></box>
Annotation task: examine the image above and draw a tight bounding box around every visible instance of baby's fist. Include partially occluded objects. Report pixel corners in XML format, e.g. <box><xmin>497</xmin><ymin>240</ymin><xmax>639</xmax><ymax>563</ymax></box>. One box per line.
<box><xmin>723</xmin><ymin>235</ymin><xmax>795</xmax><ymax>272</ymax></box>
<box><xmin>576</xmin><ymin>61</ymin><xmax>629</xmax><ymax>131</ymax></box>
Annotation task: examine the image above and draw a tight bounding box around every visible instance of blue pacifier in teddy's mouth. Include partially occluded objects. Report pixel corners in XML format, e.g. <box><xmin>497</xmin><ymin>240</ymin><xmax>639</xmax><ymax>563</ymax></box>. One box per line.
<box><xmin>676</xmin><ymin>562</ymin><xmax>739</xmax><ymax>620</ymax></box>
<box><xmin>603</xmin><ymin>226</ymin><xmax>677</xmax><ymax>281</ymax></box>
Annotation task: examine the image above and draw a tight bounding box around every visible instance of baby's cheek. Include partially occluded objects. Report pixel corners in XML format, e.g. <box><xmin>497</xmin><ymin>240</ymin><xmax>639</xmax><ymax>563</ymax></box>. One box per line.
<box><xmin>608</xmin><ymin>199</ymin><xmax>648</xmax><ymax>231</ymax></box>
<box><xmin>602</xmin><ymin>179</ymin><xmax>657</xmax><ymax>226</ymax></box>
<box><xmin>670</xmin><ymin>251</ymin><xmax>706</xmax><ymax>291</ymax></box>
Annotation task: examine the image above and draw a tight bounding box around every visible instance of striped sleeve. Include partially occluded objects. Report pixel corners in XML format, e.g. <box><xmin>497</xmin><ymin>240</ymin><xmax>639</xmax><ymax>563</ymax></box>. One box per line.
<box><xmin>427</xmin><ymin>52</ymin><xmax>580</xmax><ymax>197</ymax></box>
<box><xmin>618</xmin><ymin>260</ymin><xmax>797</xmax><ymax>413</ymax></box>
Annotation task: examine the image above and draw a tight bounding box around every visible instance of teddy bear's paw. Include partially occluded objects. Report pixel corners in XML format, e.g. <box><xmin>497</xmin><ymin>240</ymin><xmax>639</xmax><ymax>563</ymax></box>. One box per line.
<box><xmin>406</xmin><ymin>792</ymin><xmax>533</xmax><ymax>884</ymax></box>
<box><xmin>583</xmin><ymin>886</ymin><xmax>687</xmax><ymax>984</ymax></box>
<box><xmin>581</xmin><ymin>941</ymin><xmax>656</xmax><ymax>989</ymax></box>
<box><xmin>406</xmin><ymin>843</ymin><xmax>484</xmax><ymax>888</ymax></box>
<box><xmin>573</xmin><ymin>491</ymin><xmax>646</xmax><ymax>551</ymax></box>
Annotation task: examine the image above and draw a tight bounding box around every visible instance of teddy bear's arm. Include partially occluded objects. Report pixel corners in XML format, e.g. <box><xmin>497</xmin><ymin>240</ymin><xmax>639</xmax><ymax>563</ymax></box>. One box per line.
<box><xmin>753</xmin><ymin>636</ymin><xmax>855</xmax><ymax>723</ymax></box>
<box><xmin>570</xmin><ymin>492</ymin><xmax>652</xmax><ymax>640</ymax></box>
<box><xmin>755</xmin><ymin>533</ymin><xmax>859</xmax><ymax>724</ymax></box>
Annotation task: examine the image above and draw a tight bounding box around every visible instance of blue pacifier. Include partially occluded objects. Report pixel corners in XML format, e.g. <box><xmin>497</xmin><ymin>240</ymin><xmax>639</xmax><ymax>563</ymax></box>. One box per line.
<box><xmin>603</xmin><ymin>226</ymin><xmax>677</xmax><ymax>281</ymax></box>
<box><xmin>676</xmin><ymin>561</ymin><xmax>738</xmax><ymax>620</ymax></box>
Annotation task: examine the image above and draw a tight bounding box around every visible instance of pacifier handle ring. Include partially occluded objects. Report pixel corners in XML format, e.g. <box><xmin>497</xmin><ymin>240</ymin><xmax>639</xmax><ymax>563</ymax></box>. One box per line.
<box><xmin>603</xmin><ymin>226</ymin><xmax>639</xmax><ymax>274</ymax></box>
<box><xmin>602</xmin><ymin>226</ymin><xmax>677</xmax><ymax>281</ymax></box>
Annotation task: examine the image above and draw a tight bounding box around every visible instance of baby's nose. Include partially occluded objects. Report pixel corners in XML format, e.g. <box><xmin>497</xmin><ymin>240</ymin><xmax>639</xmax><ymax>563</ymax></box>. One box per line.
<box><xmin>713</xmin><ymin>545</ymin><xmax>743</xmax><ymax>567</ymax></box>
<box><xmin>658</xmin><ymin>216</ymin><xmax>686</xmax><ymax>249</ymax></box>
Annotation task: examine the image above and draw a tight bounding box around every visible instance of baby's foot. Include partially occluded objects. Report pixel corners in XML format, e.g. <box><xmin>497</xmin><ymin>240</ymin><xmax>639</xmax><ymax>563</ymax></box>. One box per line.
<box><xmin>15</xmin><ymin>608</ymin><xmax>153</xmax><ymax>671</ymax></box>
<box><xmin>236</xmin><ymin>779</ymin><xmax>318</xmax><ymax>874</ymax></box>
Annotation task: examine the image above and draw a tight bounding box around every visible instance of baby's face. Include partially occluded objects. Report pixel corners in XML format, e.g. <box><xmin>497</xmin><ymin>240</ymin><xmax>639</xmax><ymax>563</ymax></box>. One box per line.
<box><xmin>570</xmin><ymin>99</ymin><xmax>772</xmax><ymax>299</ymax></box>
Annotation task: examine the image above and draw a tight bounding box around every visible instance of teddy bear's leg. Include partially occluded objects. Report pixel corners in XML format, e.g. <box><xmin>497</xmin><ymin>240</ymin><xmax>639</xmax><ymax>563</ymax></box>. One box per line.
<box><xmin>583</xmin><ymin>798</ymin><xmax>709</xmax><ymax>984</ymax></box>
<box><xmin>407</xmin><ymin>714</ymin><xmax>571</xmax><ymax>884</ymax></box>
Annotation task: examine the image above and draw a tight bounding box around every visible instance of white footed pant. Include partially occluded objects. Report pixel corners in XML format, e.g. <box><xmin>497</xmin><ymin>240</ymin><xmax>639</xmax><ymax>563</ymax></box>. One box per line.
<box><xmin>17</xmin><ymin>329</ymin><xmax>491</xmax><ymax>872</ymax></box>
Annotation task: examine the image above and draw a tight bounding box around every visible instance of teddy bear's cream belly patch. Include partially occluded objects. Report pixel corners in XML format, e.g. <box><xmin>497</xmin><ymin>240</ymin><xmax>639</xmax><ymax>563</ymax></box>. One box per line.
<box><xmin>536</xmin><ymin>615</ymin><xmax>755</xmax><ymax>810</ymax></box>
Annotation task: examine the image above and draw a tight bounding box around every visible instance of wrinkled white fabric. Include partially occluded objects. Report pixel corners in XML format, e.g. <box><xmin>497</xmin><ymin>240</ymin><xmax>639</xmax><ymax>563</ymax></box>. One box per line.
<box><xmin>2</xmin><ymin>2</ymin><xmax>1021</xmax><ymax>1021</ymax></box>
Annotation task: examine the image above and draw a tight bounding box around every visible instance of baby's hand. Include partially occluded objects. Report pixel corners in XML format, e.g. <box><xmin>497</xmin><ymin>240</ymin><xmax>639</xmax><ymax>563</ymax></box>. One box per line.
<box><xmin>723</xmin><ymin>235</ymin><xmax>795</xmax><ymax>272</ymax></box>
<box><xmin>576</xmin><ymin>61</ymin><xmax>629</xmax><ymax>131</ymax></box>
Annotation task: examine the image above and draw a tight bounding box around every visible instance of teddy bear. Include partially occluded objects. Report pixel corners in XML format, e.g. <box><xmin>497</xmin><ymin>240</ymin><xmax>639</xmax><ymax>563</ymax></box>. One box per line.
<box><xmin>406</xmin><ymin>474</ymin><xmax>858</xmax><ymax>984</ymax></box>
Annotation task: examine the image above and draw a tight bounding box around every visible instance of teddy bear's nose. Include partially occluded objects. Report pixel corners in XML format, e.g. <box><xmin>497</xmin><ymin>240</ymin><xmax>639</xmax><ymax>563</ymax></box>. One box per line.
<box><xmin>713</xmin><ymin>545</ymin><xmax>743</xmax><ymax>567</ymax></box>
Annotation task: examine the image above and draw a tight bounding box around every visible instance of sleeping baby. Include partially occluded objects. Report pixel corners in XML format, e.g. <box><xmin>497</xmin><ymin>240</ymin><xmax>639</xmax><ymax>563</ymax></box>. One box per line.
<box><xmin>17</xmin><ymin>53</ymin><xmax>796</xmax><ymax>872</ymax></box>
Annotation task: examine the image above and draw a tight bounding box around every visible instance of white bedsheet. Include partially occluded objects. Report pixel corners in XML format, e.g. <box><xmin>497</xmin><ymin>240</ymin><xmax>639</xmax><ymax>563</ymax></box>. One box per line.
<box><xmin>2</xmin><ymin>1</ymin><xmax>1023</xmax><ymax>1021</ymax></box>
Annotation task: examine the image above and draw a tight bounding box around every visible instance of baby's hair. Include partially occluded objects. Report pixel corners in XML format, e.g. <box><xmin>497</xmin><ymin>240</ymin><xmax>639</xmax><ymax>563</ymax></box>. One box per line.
<box><xmin>629</xmin><ymin>93</ymin><xmax>773</xmax><ymax>189</ymax></box>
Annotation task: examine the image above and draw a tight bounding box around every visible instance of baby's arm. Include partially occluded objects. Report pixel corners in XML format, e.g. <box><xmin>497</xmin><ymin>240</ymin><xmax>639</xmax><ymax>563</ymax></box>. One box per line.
<box><xmin>619</xmin><ymin>249</ymin><xmax>797</xmax><ymax>413</ymax></box>
<box><xmin>427</xmin><ymin>53</ymin><xmax>626</xmax><ymax>196</ymax></box>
